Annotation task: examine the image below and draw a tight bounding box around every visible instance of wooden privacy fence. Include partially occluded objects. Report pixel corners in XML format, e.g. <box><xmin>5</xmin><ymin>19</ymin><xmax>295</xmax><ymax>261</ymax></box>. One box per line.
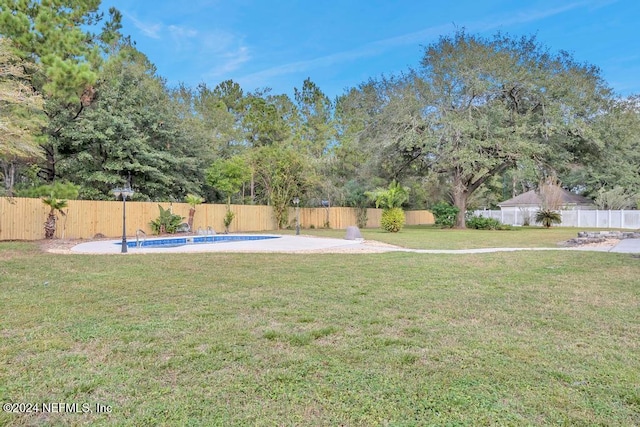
<box><xmin>0</xmin><ymin>197</ymin><xmax>435</xmax><ymax>241</ymax></box>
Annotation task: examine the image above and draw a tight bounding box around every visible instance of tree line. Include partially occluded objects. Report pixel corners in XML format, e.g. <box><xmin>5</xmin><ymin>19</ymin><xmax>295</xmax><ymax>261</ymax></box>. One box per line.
<box><xmin>1</xmin><ymin>1</ymin><xmax>639</xmax><ymax>228</ymax></box>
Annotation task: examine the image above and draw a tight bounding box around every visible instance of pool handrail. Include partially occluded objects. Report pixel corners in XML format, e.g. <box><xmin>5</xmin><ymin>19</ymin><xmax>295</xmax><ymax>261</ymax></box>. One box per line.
<box><xmin>135</xmin><ymin>229</ymin><xmax>146</xmax><ymax>247</ymax></box>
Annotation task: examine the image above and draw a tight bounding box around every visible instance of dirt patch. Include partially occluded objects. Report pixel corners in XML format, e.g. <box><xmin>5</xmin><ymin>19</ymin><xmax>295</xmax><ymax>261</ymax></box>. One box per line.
<box><xmin>559</xmin><ymin>238</ymin><xmax>620</xmax><ymax>248</ymax></box>
<box><xmin>38</xmin><ymin>238</ymin><xmax>100</xmax><ymax>254</ymax></box>
<box><xmin>580</xmin><ymin>238</ymin><xmax>620</xmax><ymax>248</ymax></box>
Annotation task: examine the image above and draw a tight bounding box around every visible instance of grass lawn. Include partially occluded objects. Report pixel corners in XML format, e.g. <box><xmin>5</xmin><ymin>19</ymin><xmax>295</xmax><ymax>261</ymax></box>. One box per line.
<box><xmin>1</xmin><ymin>230</ymin><xmax>639</xmax><ymax>426</ymax></box>
<box><xmin>278</xmin><ymin>225</ymin><xmax>604</xmax><ymax>250</ymax></box>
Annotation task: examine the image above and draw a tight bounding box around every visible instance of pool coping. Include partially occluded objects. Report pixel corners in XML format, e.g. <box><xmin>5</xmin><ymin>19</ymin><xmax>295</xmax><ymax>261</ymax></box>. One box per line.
<box><xmin>70</xmin><ymin>234</ymin><xmax>370</xmax><ymax>254</ymax></box>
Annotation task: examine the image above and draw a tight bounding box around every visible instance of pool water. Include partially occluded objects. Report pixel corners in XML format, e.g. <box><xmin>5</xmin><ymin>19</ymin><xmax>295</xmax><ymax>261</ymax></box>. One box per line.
<box><xmin>117</xmin><ymin>235</ymin><xmax>280</xmax><ymax>248</ymax></box>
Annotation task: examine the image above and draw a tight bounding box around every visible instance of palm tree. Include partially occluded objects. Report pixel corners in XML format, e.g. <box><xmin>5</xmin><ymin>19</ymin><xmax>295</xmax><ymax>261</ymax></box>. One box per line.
<box><xmin>535</xmin><ymin>209</ymin><xmax>562</xmax><ymax>228</ymax></box>
<box><xmin>184</xmin><ymin>194</ymin><xmax>203</xmax><ymax>231</ymax></box>
<box><xmin>365</xmin><ymin>181</ymin><xmax>409</xmax><ymax>233</ymax></box>
<box><xmin>42</xmin><ymin>196</ymin><xmax>68</xmax><ymax>239</ymax></box>
<box><xmin>365</xmin><ymin>180</ymin><xmax>409</xmax><ymax>210</ymax></box>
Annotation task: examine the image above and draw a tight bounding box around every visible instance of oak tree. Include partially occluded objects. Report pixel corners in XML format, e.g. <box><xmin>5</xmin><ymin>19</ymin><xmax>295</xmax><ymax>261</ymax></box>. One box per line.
<box><xmin>357</xmin><ymin>31</ymin><xmax>613</xmax><ymax>227</ymax></box>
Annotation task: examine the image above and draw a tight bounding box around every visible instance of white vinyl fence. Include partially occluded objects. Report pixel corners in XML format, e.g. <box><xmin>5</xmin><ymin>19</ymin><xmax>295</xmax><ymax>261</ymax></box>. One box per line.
<box><xmin>473</xmin><ymin>209</ymin><xmax>640</xmax><ymax>229</ymax></box>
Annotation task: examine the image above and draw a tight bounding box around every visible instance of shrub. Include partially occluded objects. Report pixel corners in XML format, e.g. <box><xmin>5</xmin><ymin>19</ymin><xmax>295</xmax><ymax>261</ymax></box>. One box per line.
<box><xmin>431</xmin><ymin>202</ymin><xmax>459</xmax><ymax>228</ymax></box>
<box><xmin>535</xmin><ymin>209</ymin><xmax>562</xmax><ymax>228</ymax></box>
<box><xmin>223</xmin><ymin>209</ymin><xmax>235</xmax><ymax>234</ymax></box>
<box><xmin>520</xmin><ymin>208</ymin><xmax>532</xmax><ymax>226</ymax></box>
<box><xmin>149</xmin><ymin>205</ymin><xmax>184</xmax><ymax>234</ymax></box>
<box><xmin>466</xmin><ymin>215</ymin><xmax>503</xmax><ymax>230</ymax></box>
<box><xmin>381</xmin><ymin>207</ymin><xmax>405</xmax><ymax>233</ymax></box>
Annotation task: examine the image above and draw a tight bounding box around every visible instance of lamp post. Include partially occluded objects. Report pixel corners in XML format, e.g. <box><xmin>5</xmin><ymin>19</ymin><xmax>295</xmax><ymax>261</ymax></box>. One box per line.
<box><xmin>293</xmin><ymin>197</ymin><xmax>300</xmax><ymax>235</ymax></box>
<box><xmin>112</xmin><ymin>186</ymin><xmax>134</xmax><ymax>253</ymax></box>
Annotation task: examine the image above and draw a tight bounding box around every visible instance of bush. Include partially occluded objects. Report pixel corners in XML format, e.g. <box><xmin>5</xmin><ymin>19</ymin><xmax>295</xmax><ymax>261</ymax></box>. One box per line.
<box><xmin>431</xmin><ymin>202</ymin><xmax>459</xmax><ymax>228</ymax></box>
<box><xmin>381</xmin><ymin>207</ymin><xmax>405</xmax><ymax>233</ymax></box>
<box><xmin>466</xmin><ymin>215</ymin><xmax>503</xmax><ymax>230</ymax></box>
<box><xmin>223</xmin><ymin>209</ymin><xmax>235</xmax><ymax>233</ymax></box>
<box><xmin>149</xmin><ymin>205</ymin><xmax>184</xmax><ymax>234</ymax></box>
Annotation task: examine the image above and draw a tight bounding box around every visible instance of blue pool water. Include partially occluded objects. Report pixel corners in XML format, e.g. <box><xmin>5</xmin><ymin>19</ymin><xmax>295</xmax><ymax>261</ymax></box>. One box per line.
<box><xmin>116</xmin><ymin>235</ymin><xmax>280</xmax><ymax>248</ymax></box>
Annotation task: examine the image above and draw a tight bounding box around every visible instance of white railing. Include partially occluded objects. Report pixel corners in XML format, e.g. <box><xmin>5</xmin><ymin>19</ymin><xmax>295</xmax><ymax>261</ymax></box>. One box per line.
<box><xmin>473</xmin><ymin>209</ymin><xmax>640</xmax><ymax>229</ymax></box>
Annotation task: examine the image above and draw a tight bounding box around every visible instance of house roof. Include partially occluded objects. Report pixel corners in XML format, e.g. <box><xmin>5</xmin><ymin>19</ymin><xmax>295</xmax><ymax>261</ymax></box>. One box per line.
<box><xmin>498</xmin><ymin>189</ymin><xmax>594</xmax><ymax>207</ymax></box>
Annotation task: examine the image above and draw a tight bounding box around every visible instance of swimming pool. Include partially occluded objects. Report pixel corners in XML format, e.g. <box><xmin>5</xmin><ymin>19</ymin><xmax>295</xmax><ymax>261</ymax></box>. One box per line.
<box><xmin>118</xmin><ymin>234</ymin><xmax>281</xmax><ymax>248</ymax></box>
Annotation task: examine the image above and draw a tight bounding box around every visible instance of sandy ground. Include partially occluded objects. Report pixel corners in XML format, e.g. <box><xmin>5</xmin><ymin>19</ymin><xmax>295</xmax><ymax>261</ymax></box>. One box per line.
<box><xmin>577</xmin><ymin>238</ymin><xmax>620</xmax><ymax>248</ymax></box>
<box><xmin>38</xmin><ymin>238</ymin><xmax>94</xmax><ymax>254</ymax></box>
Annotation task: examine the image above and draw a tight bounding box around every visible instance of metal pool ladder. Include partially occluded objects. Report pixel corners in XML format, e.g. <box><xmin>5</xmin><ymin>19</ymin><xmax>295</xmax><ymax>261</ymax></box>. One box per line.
<box><xmin>135</xmin><ymin>229</ymin><xmax>146</xmax><ymax>247</ymax></box>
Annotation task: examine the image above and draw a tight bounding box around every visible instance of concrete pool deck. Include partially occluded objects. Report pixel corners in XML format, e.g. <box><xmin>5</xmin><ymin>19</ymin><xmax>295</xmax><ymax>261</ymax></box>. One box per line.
<box><xmin>68</xmin><ymin>234</ymin><xmax>640</xmax><ymax>255</ymax></box>
<box><xmin>71</xmin><ymin>234</ymin><xmax>375</xmax><ymax>254</ymax></box>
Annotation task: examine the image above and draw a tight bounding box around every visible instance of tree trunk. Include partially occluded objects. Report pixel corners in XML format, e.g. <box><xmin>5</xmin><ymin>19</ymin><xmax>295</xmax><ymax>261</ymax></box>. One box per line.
<box><xmin>44</xmin><ymin>211</ymin><xmax>57</xmax><ymax>239</ymax></box>
<box><xmin>42</xmin><ymin>143</ymin><xmax>57</xmax><ymax>182</ymax></box>
<box><xmin>452</xmin><ymin>172</ymin><xmax>468</xmax><ymax>229</ymax></box>
<box><xmin>2</xmin><ymin>161</ymin><xmax>15</xmax><ymax>196</ymax></box>
<box><xmin>453</xmin><ymin>190</ymin><xmax>468</xmax><ymax>229</ymax></box>
<box><xmin>188</xmin><ymin>207</ymin><xmax>195</xmax><ymax>230</ymax></box>
<box><xmin>250</xmin><ymin>173</ymin><xmax>255</xmax><ymax>203</ymax></box>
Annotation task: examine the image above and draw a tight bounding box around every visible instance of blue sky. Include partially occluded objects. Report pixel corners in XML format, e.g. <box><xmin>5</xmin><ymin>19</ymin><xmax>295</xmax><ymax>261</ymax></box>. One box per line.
<box><xmin>100</xmin><ymin>0</ymin><xmax>639</xmax><ymax>99</ymax></box>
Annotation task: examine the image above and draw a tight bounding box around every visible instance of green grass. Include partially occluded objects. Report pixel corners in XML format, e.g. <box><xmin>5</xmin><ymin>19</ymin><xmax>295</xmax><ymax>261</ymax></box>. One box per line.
<box><xmin>1</xmin><ymin>233</ymin><xmax>639</xmax><ymax>426</ymax></box>
<box><xmin>278</xmin><ymin>225</ymin><xmax>602</xmax><ymax>249</ymax></box>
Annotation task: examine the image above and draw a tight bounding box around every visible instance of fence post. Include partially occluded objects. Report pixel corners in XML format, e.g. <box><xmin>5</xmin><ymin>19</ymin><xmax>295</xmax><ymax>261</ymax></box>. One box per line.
<box><xmin>621</xmin><ymin>209</ymin><xmax>625</xmax><ymax>229</ymax></box>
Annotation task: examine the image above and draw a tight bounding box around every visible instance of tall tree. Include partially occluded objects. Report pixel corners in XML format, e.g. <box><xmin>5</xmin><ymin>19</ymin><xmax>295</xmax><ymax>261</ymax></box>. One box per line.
<box><xmin>0</xmin><ymin>0</ymin><xmax>120</xmax><ymax>103</ymax></box>
<box><xmin>243</xmin><ymin>90</ymin><xmax>297</xmax><ymax>148</ymax></box>
<box><xmin>57</xmin><ymin>43</ymin><xmax>202</xmax><ymax>200</ymax></box>
<box><xmin>294</xmin><ymin>78</ymin><xmax>334</xmax><ymax>158</ymax></box>
<box><xmin>251</xmin><ymin>143</ymin><xmax>312</xmax><ymax>228</ymax></box>
<box><xmin>193</xmin><ymin>81</ymin><xmax>245</xmax><ymax>159</ymax></box>
<box><xmin>0</xmin><ymin>0</ymin><xmax>121</xmax><ymax>181</ymax></box>
<box><xmin>562</xmin><ymin>95</ymin><xmax>640</xmax><ymax>196</ymax></box>
<box><xmin>0</xmin><ymin>37</ymin><xmax>45</xmax><ymax>195</ymax></box>
<box><xmin>206</xmin><ymin>156</ymin><xmax>251</xmax><ymax>206</ymax></box>
<box><xmin>358</xmin><ymin>31</ymin><xmax>613</xmax><ymax>227</ymax></box>
<box><xmin>329</xmin><ymin>83</ymin><xmax>388</xmax><ymax>206</ymax></box>
<box><xmin>241</xmin><ymin>91</ymin><xmax>300</xmax><ymax>203</ymax></box>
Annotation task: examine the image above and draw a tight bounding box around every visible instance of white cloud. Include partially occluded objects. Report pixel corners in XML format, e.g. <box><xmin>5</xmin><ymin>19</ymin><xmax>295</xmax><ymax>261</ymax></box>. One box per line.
<box><xmin>168</xmin><ymin>25</ymin><xmax>198</xmax><ymax>39</ymax></box>
<box><xmin>480</xmin><ymin>1</ymin><xmax>589</xmax><ymax>29</ymax></box>
<box><xmin>183</xmin><ymin>29</ymin><xmax>252</xmax><ymax>79</ymax></box>
<box><xmin>203</xmin><ymin>46</ymin><xmax>251</xmax><ymax>80</ymax></box>
<box><xmin>236</xmin><ymin>1</ymin><xmax>602</xmax><ymax>86</ymax></box>
<box><xmin>126</xmin><ymin>14</ymin><xmax>163</xmax><ymax>39</ymax></box>
<box><xmin>198</xmin><ymin>30</ymin><xmax>239</xmax><ymax>54</ymax></box>
<box><xmin>234</xmin><ymin>23</ymin><xmax>449</xmax><ymax>87</ymax></box>
<box><xmin>125</xmin><ymin>13</ymin><xmax>200</xmax><ymax>46</ymax></box>
<box><xmin>122</xmin><ymin>9</ymin><xmax>252</xmax><ymax>83</ymax></box>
